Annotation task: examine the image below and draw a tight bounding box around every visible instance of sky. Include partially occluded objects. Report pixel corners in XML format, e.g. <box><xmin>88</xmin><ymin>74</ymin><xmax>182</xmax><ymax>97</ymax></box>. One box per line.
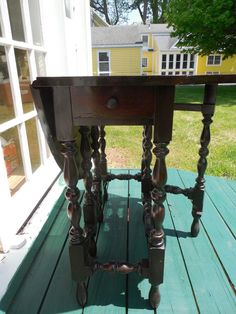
<box><xmin>127</xmin><ymin>9</ymin><xmax>142</xmax><ymax>24</ymax></box>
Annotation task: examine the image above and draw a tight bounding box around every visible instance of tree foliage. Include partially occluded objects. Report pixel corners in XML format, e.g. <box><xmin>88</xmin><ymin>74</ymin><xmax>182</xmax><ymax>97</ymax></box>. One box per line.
<box><xmin>130</xmin><ymin>0</ymin><xmax>170</xmax><ymax>24</ymax></box>
<box><xmin>166</xmin><ymin>0</ymin><xmax>236</xmax><ymax>58</ymax></box>
<box><xmin>90</xmin><ymin>0</ymin><xmax>130</xmax><ymax>25</ymax></box>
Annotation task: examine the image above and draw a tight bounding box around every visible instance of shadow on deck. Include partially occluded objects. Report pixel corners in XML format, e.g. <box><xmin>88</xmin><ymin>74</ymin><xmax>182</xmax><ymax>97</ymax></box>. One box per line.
<box><xmin>1</xmin><ymin>169</ymin><xmax>236</xmax><ymax>313</ymax></box>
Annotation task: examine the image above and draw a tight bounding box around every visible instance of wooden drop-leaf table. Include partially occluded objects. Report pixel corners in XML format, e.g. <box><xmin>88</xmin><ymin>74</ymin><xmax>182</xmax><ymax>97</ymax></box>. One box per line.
<box><xmin>31</xmin><ymin>75</ymin><xmax>236</xmax><ymax>309</ymax></box>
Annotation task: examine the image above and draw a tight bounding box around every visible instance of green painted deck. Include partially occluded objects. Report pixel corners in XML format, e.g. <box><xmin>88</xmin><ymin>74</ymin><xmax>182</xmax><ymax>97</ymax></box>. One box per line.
<box><xmin>1</xmin><ymin>169</ymin><xmax>236</xmax><ymax>314</ymax></box>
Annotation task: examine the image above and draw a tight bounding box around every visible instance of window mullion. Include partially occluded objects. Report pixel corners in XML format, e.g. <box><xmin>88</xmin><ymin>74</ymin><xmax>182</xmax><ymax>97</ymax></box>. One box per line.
<box><xmin>20</xmin><ymin>0</ymin><xmax>33</xmax><ymax>44</ymax></box>
<box><xmin>0</xmin><ymin>140</ymin><xmax>12</xmax><ymax>252</ymax></box>
<box><xmin>28</xmin><ymin>50</ymin><xmax>37</xmax><ymax>81</ymax></box>
<box><xmin>36</xmin><ymin>118</ymin><xmax>48</xmax><ymax>165</ymax></box>
<box><xmin>18</xmin><ymin>123</ymin><xmax>32</xmax><ymax>180</ymax></box>
<box><xmin>5</xmin><ymin>45</ymin><xmax>24</xmax><ymax>117</ymax></box>
<box><xmin>0</xmin><ymin>0</ymin><xmax>12</xmax><ymax>38</ymax></box>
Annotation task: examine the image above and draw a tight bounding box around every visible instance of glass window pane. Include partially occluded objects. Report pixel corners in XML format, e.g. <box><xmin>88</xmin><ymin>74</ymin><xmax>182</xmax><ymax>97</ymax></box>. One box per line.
<box><xmin>1</xmin><ymin>127</ymin><xmax>25</xmax><ymax>195</ymax></box>
<box><xmin>25</xmin><ymin>118</ymin><xmax>41</xmax><ymax>172</ymax></box>
<box><xmin>99</xmin><ymin>52</ymin><xmax>109</xmax><ymax>62</ymax></box>
<box><xmin>0</xmin><ymin>46</ymin><xmax>15</xmax><ymax>123</ymax></box>
<box><xmin>99</xmin><ymin>73</ymin><xmax>109</xmax><ymax>76</ymax></box>
<box><xmin>35</xmin><ymin>51</ymin><xmax>46</xmax><ymax>76</ymax></box>
<box><xmin>99</xmin><ymin>62</ymin><xmax>109</xmax><ymax>72</ymax></box>
<box><xmin>142</xmin><ymin>58</ymin><xmax>147</xmax><ymax>67</ymax></box>
<box><xmin>15</xmin><ymin>48</ymin><xmax>34</xmax><ymax>113</ymax></box>
<box><xmin>215</xmin><ymin>55</ymin><xmax>221</xmax><ymax>64</ymax></box>
<box><xmin>208</xmin><ymin>55</ymin><xmax>214</xmax><ymax>65</ymax></box>
<box><xmin>28</xmin><ymin>0</ymin><xmax>43</xmax><ymax>46</ymax></box>
<box><xmin>162</xmin><ymin>62</ymin><xmax>166</xmax><ymax>69</ymax></box>
<box><xmin>142</xmin><ymin>35</ymin><xmax>148</xmax><ymax>43</ymax></box>
<box><xmin>7</xmin><ymin>0</ymin><xmax>25</xmax><ymax>42</ymax></box>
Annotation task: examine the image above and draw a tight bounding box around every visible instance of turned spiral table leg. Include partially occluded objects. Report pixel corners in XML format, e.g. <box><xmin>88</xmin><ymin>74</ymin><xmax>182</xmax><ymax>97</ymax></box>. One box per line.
<box><xmin>61</xmin><ymin>140</ymin><xmax>92</xmax><ymax>307</ymax></box>
<box><xmin>141</xmin><ymin>125</ymin><xmax>153</xmax><ymax>204</ymax></box>
<box><xmin>148</xmin><ymin>142</ymin><xmax>169</xmax><ymax>308</ymax></box>
<box><xmin>91</xmin><ymin>126</ymin><xmax>103</xmax><ymax>222</ymax></box>
<box><xmin>147</xmin><ymin>85</ymin><xmax>175</xmax><ymax>309</ymax></box>
<box><xmin>99</xmin><ymin>125</ymin><xmax>108</xmax><ymax>203</ymax></box>
<box><xmin>80</xmin><ymin>126</ymin><xmax>97</xmax><ymax>257</ymax></box>
<box><xmin>191</xmin><ymin>84</ymin><xmax>216</xmax><ymax>237</ymax></box>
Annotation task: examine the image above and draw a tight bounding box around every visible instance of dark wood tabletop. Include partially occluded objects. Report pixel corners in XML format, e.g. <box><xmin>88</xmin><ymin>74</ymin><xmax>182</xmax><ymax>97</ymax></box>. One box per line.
<box><xmin>32</xmin><ymin>74</ymin><xmax>236</xmax><ymax>87</ymax></box>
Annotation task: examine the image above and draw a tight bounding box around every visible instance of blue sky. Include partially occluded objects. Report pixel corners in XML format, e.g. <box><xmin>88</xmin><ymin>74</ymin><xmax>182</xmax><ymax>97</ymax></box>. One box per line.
<box><xmin>128</xmin><ymin>9</ymin><xmax>142</xmax><ymax>24</ymax></box>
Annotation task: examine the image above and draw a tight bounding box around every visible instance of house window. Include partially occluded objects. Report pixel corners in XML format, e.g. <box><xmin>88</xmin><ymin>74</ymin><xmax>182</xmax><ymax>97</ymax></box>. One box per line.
<box><xmin>183</xmin><ymin>54</ymin><xmax>188</xmax><ymax>69</ymax></box>
<box><xmin>162</xmin><ymin>54</ymin><xmax>167</xmax><ymax>69</ymax></box>
<box><xmin>0</xmin><ymin>1</ymin><xmax>47</xmax><ymax>198</ymax></box>
<box><xmin>207</xmin><ymin>55</ymin><xmax>221</xmax><ymax>65</ymax></box>
<box><xmin>176</xmin><ymin>54</ymin><xmax>181</xmax><ymax>69</ymax></box>
<box><xmin>206</xmin><ymin>71</ymin><xmax>220</xmax><ymax>75</ymax></box>
<box><xmin>98</xmin><ymin>51</ymin><xmax>110</xmax><ymax>76</ymax></box>
<box><xmin>169</xmin><ymin>54</ymin><xmax>174</xmax><ymax>69</ymax></box>
<box><xmin>0</xmin><ymin>0</ymin><xmax>53</xmax><ymax>248</ymax></box>
<box><xmin>142</xmin><ymin>35</ymin><xmax>148</xmax><ymax>48</ymax></box>
<box><xmin>161</xmin><ymin>71</ymin><xmax>166</xmax><ymax>75</ymax></box>
<box><xmin>160</xmin><ymin>53</ymin><xmax>196</xmax><ymax>75</ymax></box>
<box><xmin>190</xmin><ymin>55</ymin><xmax>195</xmax><ymax>68</ymax></box>
<box><xmin>142</xmin><ymin>58</ymin><xmax>148</xmax><ymax>67</ymax></box>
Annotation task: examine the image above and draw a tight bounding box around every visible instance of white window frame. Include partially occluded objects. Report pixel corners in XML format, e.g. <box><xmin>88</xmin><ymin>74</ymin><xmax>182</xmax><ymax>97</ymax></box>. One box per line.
<box><xmin>160</xmin><ymin>52</ymin><xmax>196</xmax><ymax>75</ymax></box>
<box><xmin>207</xmin><ymin>54</ymin><xmax>222</xmax><ymax>66</ymax></box>
<box><xmin>142</xmin><ymin>57</ymin><xmax>148</xmax><ymax>68</ymax></box>
<box><xmin>206</xmin><ymin>71</ymin><xmax>220</xmax><ymax>75</ymax></box>
<box><xmin>0</xmin><ymin>0</ymin><xmax>62</xmax><ymax>252</ymax></box>
<box><xmin>141</xmin><ymin>34</ymin><xmax>149</xmax><ymax>49</ymax></box>
<box><xmin>97</xmin><ymin>50</ymin><xmax>111</xmax><ymax>76</ymax></box>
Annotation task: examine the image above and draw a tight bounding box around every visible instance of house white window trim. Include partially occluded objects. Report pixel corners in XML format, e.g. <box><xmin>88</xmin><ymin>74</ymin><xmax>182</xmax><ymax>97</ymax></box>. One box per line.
<box><xmin>141</xmin><ymin>34</ymin><xmax>149</xmax><ymax>49</ymax></box>
<box><xmin>206</xmin><ymin>71</ymin><xmax>220</xmax><ymax>75</ymax></box>
<box><xmin>0</xmin><ymin>0</ymin><xmax>59</xmax><ymax>252</ymax></box>
<box><xmin>142</xmin><ymin>57</ymin><xmax>148</xmax><ymax>68</ymax></box>
<box><xmin>207</xmin><ymin>54</ymin><xmax>222</xmax><ymax>66</ymax></box>
<box><xmin>97</xmin><ymin>50</ymin><xmax>111</xmax><ymax>76</ymax></box>
<box><xmin>160</xmin><ymin>52</ymin><xmax>196</xmax><ymax>75</ymax></box>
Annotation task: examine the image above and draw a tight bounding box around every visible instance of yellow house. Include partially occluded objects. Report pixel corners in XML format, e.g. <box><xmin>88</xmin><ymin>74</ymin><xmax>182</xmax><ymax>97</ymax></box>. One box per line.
<box><xmin>92</xmin><ymin>26</ymin><xmax>143</xmax><ymax>76</ymax></box>
<box><xmin>91</xmin><ymin>24</ymin><xmax>236</xmax><ymax>76</ymax></box>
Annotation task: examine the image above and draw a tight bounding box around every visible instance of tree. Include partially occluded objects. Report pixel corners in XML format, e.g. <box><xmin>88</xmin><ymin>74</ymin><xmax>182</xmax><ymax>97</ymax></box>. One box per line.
<box><xmin>166</xmin><ymin>0</ymin><xmax>236</xmax><ymax>58</ymax></box>
<box><xmin>130</xmin><ymin>0</ymin><xmax>170</xmax><ymax>24</ymax></box>
<box><xmin>90</xmin><ymin>0</ymin><xmax>130</xmax><ymax>25</ymax></box>
<box><xmin>130</xmin><ymin>0</ymin><xmax>149</xmax><ymax>24</ymax></box>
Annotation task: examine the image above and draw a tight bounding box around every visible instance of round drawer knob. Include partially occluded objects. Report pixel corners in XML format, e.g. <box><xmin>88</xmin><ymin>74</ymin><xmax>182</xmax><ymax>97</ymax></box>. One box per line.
<box><xmin>106</xmin><ymin>97</ymin><xmax>119</xmax><ymax>109</ymax></box>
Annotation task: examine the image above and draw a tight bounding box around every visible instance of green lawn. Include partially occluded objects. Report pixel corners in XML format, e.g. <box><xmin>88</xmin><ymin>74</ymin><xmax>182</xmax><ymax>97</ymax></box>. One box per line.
<box><xmin>105</xmin><ymin>85</ymin><xmax>236</xmax><ymax>179</ymax></box>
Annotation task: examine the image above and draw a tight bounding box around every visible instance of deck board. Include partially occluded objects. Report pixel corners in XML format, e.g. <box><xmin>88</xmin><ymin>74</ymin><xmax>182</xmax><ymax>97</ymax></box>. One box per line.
<box><xmin>128</xmin><ymin>170</ymin><xmax>198</xmax><ymax>313</ymax></box>
<box><xmin>84</xmin><ymin>169</ymin><xmax>128</xmax><ymax>314</ymax></box>
<box><xmin>178</xmin><ymin>170</ymin><xmax>236</xmax><ymax>289</ymax></box>
<box><xmin>1</xmin><ymin>169</ymin><xmax>236</xmax><ymax>313</ymax></box>
<box><xmin>167</xmin><ymin>169</ymin><xmax>236</xmax><ymax>313</ymax></box>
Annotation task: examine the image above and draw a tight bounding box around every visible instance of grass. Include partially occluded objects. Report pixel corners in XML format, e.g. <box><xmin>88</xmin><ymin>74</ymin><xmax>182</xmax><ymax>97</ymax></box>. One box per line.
<box><xmin>105</xmin><ymin>85</ymin><xmax>236</xmax><ymax>179</ymax></box>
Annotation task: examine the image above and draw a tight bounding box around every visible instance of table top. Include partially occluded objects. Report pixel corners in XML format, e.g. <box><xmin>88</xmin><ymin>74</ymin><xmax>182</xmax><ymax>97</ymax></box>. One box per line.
<box><xmin>32</xmin><ymin>75</ymin><xmax>236</xmax><ymax>87</ymax></box>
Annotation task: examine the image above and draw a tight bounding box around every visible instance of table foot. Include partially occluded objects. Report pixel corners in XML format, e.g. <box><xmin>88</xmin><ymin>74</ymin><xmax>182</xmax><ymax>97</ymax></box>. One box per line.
<box><xmin>191</xmin><ymin>217</ymin><xmax>200</xmax><ymax>237</ymax></box>
<box><xmin>149</xmin><ymin>285</ymin><xmax>161</xmax><ymax>309</ymax></box>
<box><xmin>89</xmin><ymin>236</ymin><xmax>97</xmax><ymax>257</ymax></box>
<box><xmin>76</xmin><ymin>282</ymin><xmax>88</xmax><ymax>307</ymax></box>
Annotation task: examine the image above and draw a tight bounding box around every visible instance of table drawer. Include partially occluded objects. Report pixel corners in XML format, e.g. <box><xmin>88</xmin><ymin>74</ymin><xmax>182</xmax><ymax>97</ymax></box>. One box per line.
<box><xmin>71</xmin><ymin>86</ymin><xmax>155</xmax><ymax>125</ymax></box>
